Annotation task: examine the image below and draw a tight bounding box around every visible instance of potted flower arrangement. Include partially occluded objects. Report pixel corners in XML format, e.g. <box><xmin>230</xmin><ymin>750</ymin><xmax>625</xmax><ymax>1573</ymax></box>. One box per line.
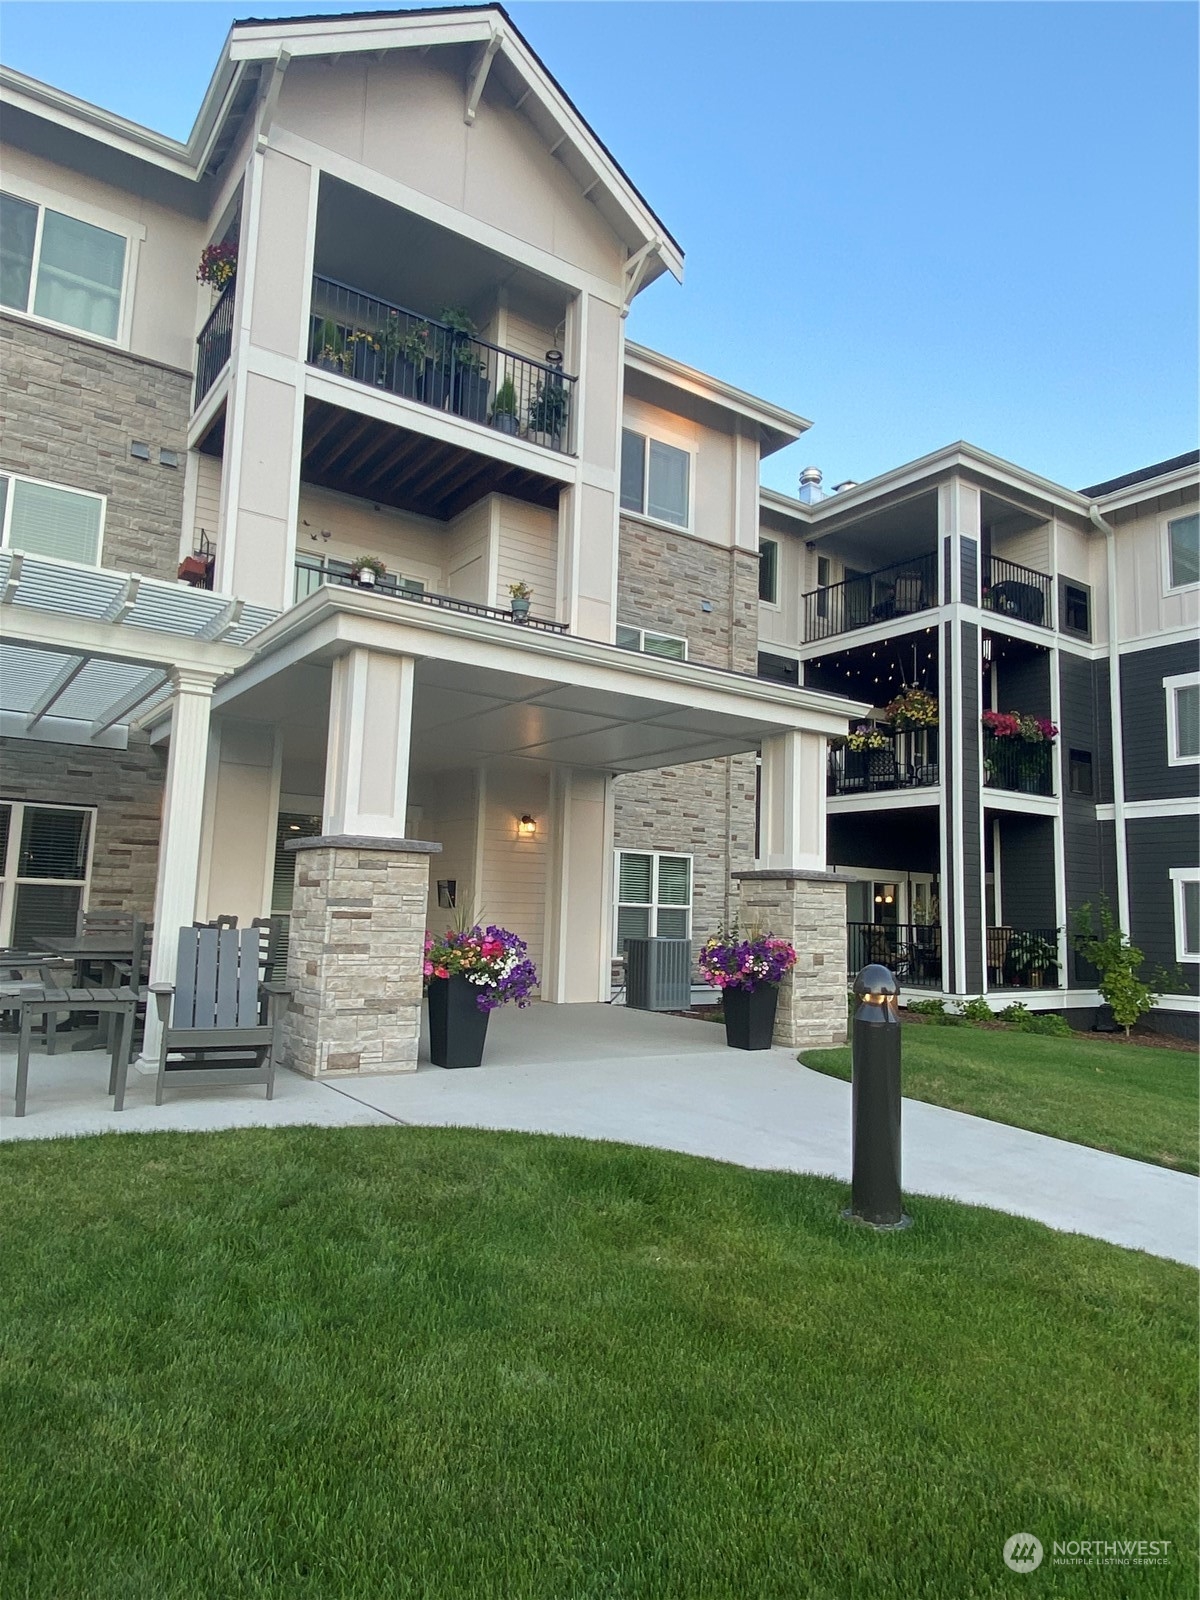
<box><xmin>845</xmin><ymin>723</ymin><xmax>891</xmax><ymax>752</ymax></box>
<box><xmin>508</xmin><ymin>580</ymin><xmax>533</xmax><ymax>619</ymax></box>
<box><xmin>982</xmin><ymin>710</ymin><xmax>1058</xmax><ymax>791</ymax></box>
<box><xmin>698</xmin><ymin>925</ymin><xmax>797</xmax><ymax>1050</ymax></box>
<box><xmin>1003</xmin><ymin>931</ymin><xmax>1058</xmax><ymax>988</ymax></box>
<box><xmin>424</xmin><ymin>924</ymin><xmax>538</xmax><ymax>1067</ymax></box>
<box><xmin>197</xmin><ymin>240</ymin><xmax>237</xmax><ymax>294</ymax></box>
<box><xmin>528</xmin><ymin>376</ymin><xmax>569</xmax><ymax>449</ymax></box>
<box><xmin>350</xmin><ymin>554</ymin><xmax>387</xmax><ymax>588</ymax></box>
<box><xmin>883</xmin><ymin>687</ymin><xmax>938</xmax><ymax>730</ymax></box>
<box><xmin>440</xmin><ymin>305</ymin><xmax>491</xmax><ymax>423</ymax></box>
<box><xmin>313</xmin><ymin>317</ymin><xmax>356</xmax><ymax>375</ymax></box>
<box><xmin>490</xmin><ymin>377</ymin><xmax>521</xmax><ymax>435</ymax></box>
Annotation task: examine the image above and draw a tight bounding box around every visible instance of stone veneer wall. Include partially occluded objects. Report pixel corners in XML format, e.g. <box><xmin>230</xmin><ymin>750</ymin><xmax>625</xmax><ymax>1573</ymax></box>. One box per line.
<box><xmin>0</xmin><ymin>316</ymin><xmax>190</xmax><ymax>582</ymax></box>
<box><xmin>0</xmin><ymin>733</ymin><xmax>165</xmax><ymax>915</ymax></box>
<box><xmin>282</xmin><ymin>838</ymin><xmax>436</xmax><ymax>1078</ymax></box>
<box><xmin>734</xmin><ymin>869</ymin><xmax>851</xmax><ymax>1049</ymax></box>
<box><xmin>613</xmin><ymin>518</ymin><xmax>761</xmax><ymax>951</ymax></box>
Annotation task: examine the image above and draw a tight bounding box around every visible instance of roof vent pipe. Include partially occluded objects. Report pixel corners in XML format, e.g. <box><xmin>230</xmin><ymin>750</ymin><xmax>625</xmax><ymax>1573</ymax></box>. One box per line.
<box><xmin>798</xmin><ymin>466</ymin><xmax>824</xmax><ymax>505</ymax></box>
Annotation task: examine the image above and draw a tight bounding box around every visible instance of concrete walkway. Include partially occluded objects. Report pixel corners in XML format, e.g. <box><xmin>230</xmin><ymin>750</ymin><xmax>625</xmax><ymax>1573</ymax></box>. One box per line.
<box><xmin>2</xmin><ymin>1005</ymin><xmax>1195</xmax><ymax>1267</ymax></box>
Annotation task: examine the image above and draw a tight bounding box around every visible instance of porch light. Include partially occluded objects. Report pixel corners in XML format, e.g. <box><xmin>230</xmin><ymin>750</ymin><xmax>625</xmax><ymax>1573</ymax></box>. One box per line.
<box><xmin>517</xmin><ymin>814</ymin><xmax>537</xmax><ymax>839</ymax></box>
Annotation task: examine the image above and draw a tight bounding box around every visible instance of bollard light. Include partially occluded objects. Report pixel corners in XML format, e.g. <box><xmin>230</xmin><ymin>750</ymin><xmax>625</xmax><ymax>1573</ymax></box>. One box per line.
<box><xmin>843</xmin><ymin>962</ymin><xmax>911</xmax><ymax>1231</ymax></box>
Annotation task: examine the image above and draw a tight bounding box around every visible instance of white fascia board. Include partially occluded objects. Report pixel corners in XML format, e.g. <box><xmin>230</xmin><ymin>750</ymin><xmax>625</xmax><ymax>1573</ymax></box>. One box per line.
<box><xmin>1093</xmin><ymin>466</ymin><xmax>1200</xmax><ymax>515</ymax></box>
<box><xmin>0</xmin><ymin>66</ymin><xmax>199</xmax><ymax>179</ymax></box>
<box><xmin>625</xmin><ymin>345</ymin><xmax>811</xmax><ymax>450</ymax></box>
<box><xmin>229</xmin><ymin>587</ymin><xmax>869</xmax><ymax>733</ymax></box>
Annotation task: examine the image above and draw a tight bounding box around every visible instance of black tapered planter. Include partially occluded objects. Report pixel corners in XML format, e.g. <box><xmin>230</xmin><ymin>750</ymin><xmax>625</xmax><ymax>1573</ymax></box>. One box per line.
<box><xmin>722</xmin><ymin>984</ymin><xmax>779</xmax><ymax>1051</ymax></box>
<box><xmin>427</xmin><ymin>976</ymin><xmax>491</xmax><ymax>1068</ymax></box>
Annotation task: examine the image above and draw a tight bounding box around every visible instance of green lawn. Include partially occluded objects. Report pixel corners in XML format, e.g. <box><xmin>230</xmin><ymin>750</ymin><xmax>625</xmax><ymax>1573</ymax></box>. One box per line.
<box><xmin>802</xmin><ymin>1025</ymin><xmax>1199</xmax><ymax>1174</ymax></box>
<box><xmin>1</xmin><ymin>1128</ymin><xmax>1195</xmax><ymax>1599</ymax></box>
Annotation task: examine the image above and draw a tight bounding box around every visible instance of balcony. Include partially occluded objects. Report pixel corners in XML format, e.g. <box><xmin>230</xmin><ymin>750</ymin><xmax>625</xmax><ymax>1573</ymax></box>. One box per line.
<box><xmin>987</xmin><ymin>927</ymin><xmax>1061</xmax><ymax>990</ymax></box>
<box><xmin>828</xmin><ymin>730</ymin><xmax>939</xmax><ymax>796</ymax></box>
<box><xmin>293</xmin><ymin>558</ymin><xmax>567</xmax><ymax>632</ymax></box>
<box><xmin>194</xmin><ymin>278</ymin><xmax>235</xmax><ymax>408</ymax></box>
<box><xmin>307</xmin><ymin>275</ymin><xmax>576</xmax><ymax>455</ymax></box>
<box><xmin>982</xmin><ymin>555</ymin><xmax>1052</xmax><ymax>628</ymax></box>
<box><xmin>848</xmin><ymin>922</ymin><xmax>943</xmax><ymax>990</ymax></box>
<box><xmin>803</xmin><ymin>552</ymin><xmax>936</xmax><ymax>643</ymax></box>
<box><xmin>983</xmin><ymin>735</ymin><xmax>1054</xmax><ymax>797</ymax></box>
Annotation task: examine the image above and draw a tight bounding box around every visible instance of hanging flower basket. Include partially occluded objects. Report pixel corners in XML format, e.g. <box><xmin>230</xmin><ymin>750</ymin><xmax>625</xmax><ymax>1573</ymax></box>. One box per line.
<box><xmin>883</xmin><ymin>687</ymin><xmax>938</xmax><ymax>730</ymax></box>
<box><xmin>845</xmin><ymin>723</ymin><xmax>891</xmax><ymax>752</ymax></box>
<box><xmin>197</xmin><ymin>241</ymin><xmax>237</xmax><ymax>291</ymax></box>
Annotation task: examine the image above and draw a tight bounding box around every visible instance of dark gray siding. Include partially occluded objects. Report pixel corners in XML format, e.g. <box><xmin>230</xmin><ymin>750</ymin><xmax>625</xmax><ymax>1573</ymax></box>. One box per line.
<box><xmin>960</xmin><ymin>537</ymin><xmax>978</xmax><ymax>606</ymax></box>
<box><xmin>1120</xmin><ymin>640</ymin><xmax>1200</xmax><ymax>802</ymax></box>
<box><xmin>1059</xmin><ymin>652</ymin><xmax>1109</xmax><ymax>987</ymax></box>
<box><xmin>1093</xmin><ymin>659</ymin><xmax>1114</xmax><ymax>805</ymax></box>
<box><xmin>960</xmin><ymin>621</ymin><xmax>983</xmax><ymax>990</ymax></box>
<box><xmin>995</xmin><ymin>649</ymin><xmax>1051</xmax><ymax>719</ymax></box>
<box><xmin>997</xmin><ymin>813</ymin><xmax>1057</xmax><ymax>929</ymax></box>
<box><xmin>941</xmin><ymin>621</ymin><xmax>955</xmax><ymax>983</ymax></box>
<box><xmin>1127</xmin><ymin>817</ymin><xmax>1200</xmax><ymax>997</ymax></box>
<box><xmin>829</xmin><ymin>808</ymin><xmax>940</xmax><ymax>873</ymax></box>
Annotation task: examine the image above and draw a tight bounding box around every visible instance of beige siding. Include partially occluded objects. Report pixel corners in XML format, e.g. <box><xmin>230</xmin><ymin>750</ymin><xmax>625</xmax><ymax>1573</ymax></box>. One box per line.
<box><xmin>413</xmin><ymin>769</ymin><xmax>480</xmax><ymax>930</ymax></box>
<box><xmin>496</xmin><ymin>501</ymin><xmax>558</xmax><ymax>618</ymax></box>
<box><xmin>990</xmin><ymin>517</ymin><xmax>1051</xmax><ymax>572</ymax></box>
<box><xmin>621</xmin><ymin>393</ymin><xmax>737</xmax><ymax>552</ymax></box>
<box><xmin>445</xmin><ymin>498</ymin><xmax>492</xmax><ymax>605</ymax></box>
<box><xmin>480</xmin><ymin>763</ymin><xmax>549</xmax><ymax>989</ymax></box>
<box><xmin>1111</xmin><ymin>489</ymin><xmax>1200</xmax><ymax>644</ymax></box>
<box><xmin>503</xmin><ymin>306</ymin><xmax>559</xmax><ymax>366</ymax></box>
<box><xmin>296</xmin><ymin>484</ymin><xmax>447</xmax><ymax>594</ymax></box>
<box><xmin>193</xmin><ymin>451</ymin><xmax>222</xmax><ymax>554</ymax></box>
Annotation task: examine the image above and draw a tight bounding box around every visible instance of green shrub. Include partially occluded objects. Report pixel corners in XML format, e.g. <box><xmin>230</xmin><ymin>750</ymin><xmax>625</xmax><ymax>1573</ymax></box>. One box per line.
<box><xmin>1072</xmin><ymin>898</ymin><xmax>1159</xmax><ymax>1037</ymax></box>
<box><xmin>999</xmin><ymin>1002</ymin><xmax>1071</xmax><ymax>1037</ymax></box>
<box><xmin>905</xmin><ymin>998</ymin><xmax>964</xmax><ymax>1026</ymax></box>
<box><xmin>959</xmin><ymin>997</ymin><xmax>996</xmax><ymax>1023</ymax></box>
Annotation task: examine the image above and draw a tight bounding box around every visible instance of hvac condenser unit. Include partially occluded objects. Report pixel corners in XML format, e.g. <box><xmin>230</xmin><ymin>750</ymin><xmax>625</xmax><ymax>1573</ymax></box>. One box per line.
<box><xmin>623</xmin><ymin>937</ymin><xmax>692</xmax><ymax>1011</ymax></box>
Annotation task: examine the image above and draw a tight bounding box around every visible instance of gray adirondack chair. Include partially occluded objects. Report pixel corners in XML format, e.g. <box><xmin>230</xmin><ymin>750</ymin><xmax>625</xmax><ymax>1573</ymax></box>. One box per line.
<box><xmin>150</xmin><ymin>926</ymin><xmax>291</xmax><ymax>1106</ymax></box>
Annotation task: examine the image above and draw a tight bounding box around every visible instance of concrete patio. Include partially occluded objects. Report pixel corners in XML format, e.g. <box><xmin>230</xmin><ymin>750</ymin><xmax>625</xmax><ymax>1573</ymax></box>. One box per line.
<box><xmin>2</xmin><ymin>1003</ymin><xmax>1196</xmax><ymax>1268</ymax></box>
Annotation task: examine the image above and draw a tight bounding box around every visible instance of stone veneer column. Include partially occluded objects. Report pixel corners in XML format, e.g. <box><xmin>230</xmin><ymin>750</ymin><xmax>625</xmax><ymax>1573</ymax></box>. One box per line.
<box><xmin>281</xmin><ymin>835</ymin><xmax>441</xmax><ymax>1078</ymax></box>
<box><xmin>732</xmin><ymin>868</ymin><xmax>853</xmax><ymax>1050</ymax></box>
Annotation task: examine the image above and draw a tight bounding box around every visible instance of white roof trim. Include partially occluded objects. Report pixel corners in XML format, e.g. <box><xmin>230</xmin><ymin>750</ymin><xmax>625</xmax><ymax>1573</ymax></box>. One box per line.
<box><xmin>1090</xmin><ymin>464</ymin><xmax>1200</xmax><ymax>514</ymax></box>
<box><xmin>626</xmin><ymin>344</ymin><xmax>811</xmax><ymax>448</ymax></box>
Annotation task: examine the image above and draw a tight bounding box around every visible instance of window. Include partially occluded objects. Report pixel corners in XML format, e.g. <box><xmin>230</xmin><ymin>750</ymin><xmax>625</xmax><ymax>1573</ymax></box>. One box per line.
<box><xmin>1068</xmin><ymin>749</ymin><xmax>1094</xmax><ymax>795</ymax></box>
<box><xmin>614</xmin><ymin>850</ymin><xmax>692</xmax><ymax>951</ymax></box>
<box><xmin>1166</xmin><ymin>513</ymin><xmax>1199</xmax><ymax>591</ymax></box>
<box><xmin>0</xmin><ymin>471</ymin><xmax>105</xmax><ymax>565</ymax></box>
<box><xmin>620</xmin><ymin>428</ymin><xmax>690</xmax><ymax>528</ymax></box>
<box><xmin>1061</xmin><ymin>580</ymin><xmax>1091</xmax><ymax>638</ymax></box>
<box><xmin>0</xmin><ymin>192</ymin><xmax>127</xmax><ymax>341</ymax></box>
<box><xmin>615</xmin><ymin>623</ymin><xmax>687</xmax><ymax>661</ymax></box>
<box><xmin>0</xmin><ymin>801</ymin><xmax>95</xmax><ymax>947</ymax></box>
<box><xmin>1165</xmin><ymin>673</ymin><xmax>1200</xmax><ymax>765</ymax></box>
<box><xmin>1170</xmin><ymin>868</ymin><xmax>1200</xmax><ymax>963</ymax></box>
<box><xmin>759</xmin><ymin>538</ymin><xmax>779</xmax><ymax>603</ymax></box>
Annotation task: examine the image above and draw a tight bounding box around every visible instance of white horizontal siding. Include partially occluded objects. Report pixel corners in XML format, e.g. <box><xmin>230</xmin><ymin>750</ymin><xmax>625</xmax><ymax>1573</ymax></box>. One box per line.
<box><xmin>496</xmin><ymin>500</ymin><xmax>557</xmax><ymax>618</ymax></box>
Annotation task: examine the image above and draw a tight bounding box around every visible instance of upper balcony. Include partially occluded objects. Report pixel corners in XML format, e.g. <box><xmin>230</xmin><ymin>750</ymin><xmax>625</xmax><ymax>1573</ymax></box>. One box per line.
<box><xmin>981</xmin><ymin>554</ymin><xmax>1053</xmax><ymax>628</ymax></box>
<box><xmin>803</xmin><ymin>552</ymin><xmax>937</xmax><ymax>643</ymax></box>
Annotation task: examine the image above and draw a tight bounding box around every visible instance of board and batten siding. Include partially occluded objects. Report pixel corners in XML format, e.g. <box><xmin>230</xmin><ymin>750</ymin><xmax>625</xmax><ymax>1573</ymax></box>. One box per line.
<box><xmin>1126</xmin><ymin>816</ymin><xmax>1200</xmax><ymax>997</ymax></box>
<box><xmin>479</xmin><ymin>764</ymin><xmax>549</xmax><ymax>991</ymax></box>
<box><xmin>495</xmin><ymin>501</ymin><xmax>558</xmax><ymax>619</ymax></box>
<box><xmin>1120</xmin><ymin>640</ymin><xmax>1200</xmax><ymax>803</ymax></box>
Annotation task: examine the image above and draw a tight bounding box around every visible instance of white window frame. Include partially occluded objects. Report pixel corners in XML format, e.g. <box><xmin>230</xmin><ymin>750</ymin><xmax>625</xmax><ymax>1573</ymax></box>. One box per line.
<box><xmin>1161</xmin><ymin>510</ymin><xmax>1200</xmax><ymax>596</ymax></box>
<box><xmin>0</xmin><ymin>799</ymin><xmax>97</xmax><ymax>947</ymax></box>
<box><xmin>0</xmin><ymin>469</ymin><xmax>108</xmax><ymax>567</ymax></box>
<box><xmin>759</xmin><ymin>537</ymin><xmax>780</xmax><ymax>608</ymax></box>
<box><xmin>1169</xmin><ymin>867</ymin><xmax>1200</xmax><ymax>964</ymax></box>
<box><xmin>619</xmin><ymin>426</ymin><xmax>695</xmax><ymax>534</ymax></box>
<box><xmin>614</xmin><ymin>623</ymin><xmax>688</xmax><ymax>661</ymax></box>
<box><xmin>613</xmin><ymin>849</ymin><xmax>693</xmax><ymax>953</ymax></box>
<box><xmin>1164</xmin><ymin>671</ymin><xmax>1200</xmax><ymax>766</ymax></box>
<box><xmin>0</xmin><ymin>178</ymin><xmax>140</xmax><ymax>349</ymax></box>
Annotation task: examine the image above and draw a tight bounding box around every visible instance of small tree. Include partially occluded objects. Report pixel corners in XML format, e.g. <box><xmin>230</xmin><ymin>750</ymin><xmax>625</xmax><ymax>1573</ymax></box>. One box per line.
<box><xmin>1071</xmin><ymin>898</ymin><xmax>1159</xmax><ymax>1037</ymax></box>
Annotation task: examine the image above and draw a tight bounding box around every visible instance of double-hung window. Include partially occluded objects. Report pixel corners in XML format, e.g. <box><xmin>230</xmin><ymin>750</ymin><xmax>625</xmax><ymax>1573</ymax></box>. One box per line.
<box><xmin>0</xmin><ymin>801</ymin><xmax>95</xmax><ymax>947</ymax></box>
<box><xmin>615</xmin><ymin>623</ymin><xmax>687</xmax><ymax>661</ymax></box>
<box><xmin>0</xmin><ymin>471</ymin><xmax>105</xmax><ymax>566</ymax></box>
<box><xmin>759</xmin><ymin>538</ymin><xmax>779</xmax><ymax>603</ymax></box>
<box><xmin>614</xmin><ymin>850</ymin><xmax>692</xmax><ymax>950</ymax></box>
<box><xmin>620</xmin><ymin>429</ymin><xmax>690</xmax><ymax>528</ymax></box>
<box><xmin>1165</xmin><ymin>672</ymin><xmax>1200</xmax><ymax>765</ymax></box>
<box><xmin>1165</xmin><ymin>512</ymin><xmax>1199</xmax><ymax>592</ymax></box>
<box><xmin>1170</xmin><ymin>869</ymin><xmax>1200</xmax><ymax>964</ymax></box>
<box><xmin>1</xmin><ymin>192</ymin><xmax>127</xmax><ymax>341</ymax></box>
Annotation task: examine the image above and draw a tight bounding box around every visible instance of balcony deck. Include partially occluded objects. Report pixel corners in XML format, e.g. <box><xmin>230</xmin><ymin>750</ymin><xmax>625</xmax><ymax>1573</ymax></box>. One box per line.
<box><xmin>828</xmin><ymin>730</ymin><xmax>938</xmax><ymax>796</ymax></box>
<box><xmin>803</xmin><ymin>552</ymin><xmax>937</xmax><ymax>643</ymax></box>
<box><xmin>293</xmin><ymin>559</ymin><xmax>567</xmax><ymax>632</ymax></box>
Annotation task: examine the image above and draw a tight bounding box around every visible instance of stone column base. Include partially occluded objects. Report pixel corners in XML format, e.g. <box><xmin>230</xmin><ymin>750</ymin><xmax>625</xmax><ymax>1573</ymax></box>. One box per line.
<box><xmin>282</xmin><ymin>835</ymin><xmax>440</xmax><ymax>1077</ymax></box>
<box><xmin>732</xmin><ymin>868</ymin><xmax>851</xmax><ymax>1050</ymax></box>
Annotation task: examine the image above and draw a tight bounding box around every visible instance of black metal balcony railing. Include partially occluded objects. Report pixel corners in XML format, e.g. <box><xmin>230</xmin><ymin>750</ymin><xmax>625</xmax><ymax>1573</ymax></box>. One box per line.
<box><xmin>848</xmin><ymin>922</ymin><xmax>942</xmax><ymax>990</ymax></box>
<box><xmin>987</xmin><ymin>926</ymin><xmax>1061</xmax><ymax>990</ymax></box>
<box><xmin>803</xmin><ymin>552</ymin><xmax>937</xmax><ymax>642</ymax></box>
<box><xmin>307</xmin><ymin>275</ymin><xmax>576</xmax><ymax>455</ymax></box>
<box><xmin>827</xmin><ymin>730</ymin><xmax>939</xmax><ymax>796</ymax></box>
<box><xmin>982</xmin><ymin>555</ymin><xmax>1052</xmax><ymax>627</ymax></box>
<box><xmin>294</xmin><ymin>557</ymin><xmax>568</xmax><ymax>632</ymax></box>
<box><xmin>983</xmin><ymin>736</ymin><xmax>1054</xmax><ymax>796</ymax></box>
<box><xmin>194</xmin><ymin>279</ymin><xmax>236</xmax><ymax>408</ymax></box>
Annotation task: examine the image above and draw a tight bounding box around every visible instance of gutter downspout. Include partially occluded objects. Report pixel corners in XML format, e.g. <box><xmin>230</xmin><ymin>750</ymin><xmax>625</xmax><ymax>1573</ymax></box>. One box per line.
<box><xmin>1088</xmin><ymin>504</ymin><xmax>1130</xmax><ymax>932</ymax></box>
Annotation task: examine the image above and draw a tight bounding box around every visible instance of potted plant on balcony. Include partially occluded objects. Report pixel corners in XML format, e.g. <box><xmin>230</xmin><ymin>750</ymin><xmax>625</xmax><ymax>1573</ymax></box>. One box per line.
<box><xmin>490</xmin><ymin>377</ymin><xmax>521</xmax><ymax>435</ymax></box>
<box><xmin>845</xmin><ymin>723</ymin><xmax>891</xmax><ymax>752</ymax></box>
<box><xmin>699</xmin><ymin>925</ymin><xmax>797</xmax><ymax>1050</ymax></box>
<box><xmin>350</xmin><ymin>554</ymin><xmax>387</xmax><ymax>588</ymax></box>
<box><xmin>1003</xmin><ymin>931</ymin><xmax>1058</xmax><ymax>989</ymax></box>
<box><xmin>196</xmin><ymin>240</ymin><xmax>237</xmax><ymax>296</ymax></box>
<box><xmin>508</xmin><ymin>580</ymin><xmax>533</xmax><ymax>620</ymax></box>
<box><xmin>313</xmin><ymin>317</ymin><xmax>356</xmax><ymax>375</ymax></box>
<box><xmin>883</xmin><ymin>686</ymin><xmax>938</xmax><ymax>730</ymax></box>
<box><xmin>440</xmin><ymin>306</ymin><xmax>491</xmax><ymax>423</ymax></box>
<box><xmin>528</xmin><ymin>375</ymin><xmax>569</xmax><ymax>450</ymax></box>
<box><xmin>424</xmin><ymin>923</ymin><xmax>538</xmax><ymax>1068</ymax></box>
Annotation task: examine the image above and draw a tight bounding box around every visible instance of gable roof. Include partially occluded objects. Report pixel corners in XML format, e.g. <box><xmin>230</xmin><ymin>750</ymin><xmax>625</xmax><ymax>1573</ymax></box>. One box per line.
<box><xmin>1079</xmin><ymin>449</ymin><xmax>1200</xmax><ymax>500</ymax></box>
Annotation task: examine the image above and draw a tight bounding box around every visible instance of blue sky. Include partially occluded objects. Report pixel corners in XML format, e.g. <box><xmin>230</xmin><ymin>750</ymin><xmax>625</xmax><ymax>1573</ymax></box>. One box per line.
<box><xmin>3</xmin><ymin>2</ymin><xmax>1196</xmax><ymax>495</ymax></box>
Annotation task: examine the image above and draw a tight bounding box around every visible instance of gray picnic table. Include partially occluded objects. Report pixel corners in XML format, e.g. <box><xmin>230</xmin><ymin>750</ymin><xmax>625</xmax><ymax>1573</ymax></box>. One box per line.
<box><xmin>2</xmin><ymin>982</ymin><xmax>144</xmax><ymax>1117</ymax></box>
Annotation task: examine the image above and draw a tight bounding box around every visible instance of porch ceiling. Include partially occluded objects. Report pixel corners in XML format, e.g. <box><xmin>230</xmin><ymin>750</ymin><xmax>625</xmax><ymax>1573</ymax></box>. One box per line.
<box><xmin>301</xmin><ymin>398</ymin><xmax>561</xmax><ymax>521</ymax></box>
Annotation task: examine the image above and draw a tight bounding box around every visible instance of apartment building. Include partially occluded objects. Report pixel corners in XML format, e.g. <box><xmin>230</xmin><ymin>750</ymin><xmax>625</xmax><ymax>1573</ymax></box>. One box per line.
<box><xmin>0</xmin><ymin>5</ymin><xmax>860</xmax><ymax>1076</ymax></box>
<box><xmin>757</xmin><ymin>446</ymin><xmax>1199</xmax><ymax>1034</ymax></box>
<box><xmin>1</xmin><ymin>5</ymin><xmax>1194</xmax><ymax>1075</ymax></box>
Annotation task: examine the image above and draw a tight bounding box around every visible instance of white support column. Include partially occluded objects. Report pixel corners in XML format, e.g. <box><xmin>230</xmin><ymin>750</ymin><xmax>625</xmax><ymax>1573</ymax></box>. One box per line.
<box><xmin>759</xmin><ymin>730</ymin><xmax>828</xmax><ymax>871</ymax></box>
<box><xmin>323</xmin><ymin>648</ymin><xmax>415</xmax><ymax>837</ymax></box>
<box><xmin>140</xmin><ymin>667</ymin><xmax>218</xmax><ymax>1063</ymax></box>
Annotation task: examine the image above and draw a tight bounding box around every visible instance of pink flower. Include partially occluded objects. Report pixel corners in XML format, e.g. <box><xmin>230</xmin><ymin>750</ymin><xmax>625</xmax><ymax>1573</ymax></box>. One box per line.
<box><xmin>423</xmin><ymin>960</ymin><xmax>433</xmax><ymax>976</ymax></box>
